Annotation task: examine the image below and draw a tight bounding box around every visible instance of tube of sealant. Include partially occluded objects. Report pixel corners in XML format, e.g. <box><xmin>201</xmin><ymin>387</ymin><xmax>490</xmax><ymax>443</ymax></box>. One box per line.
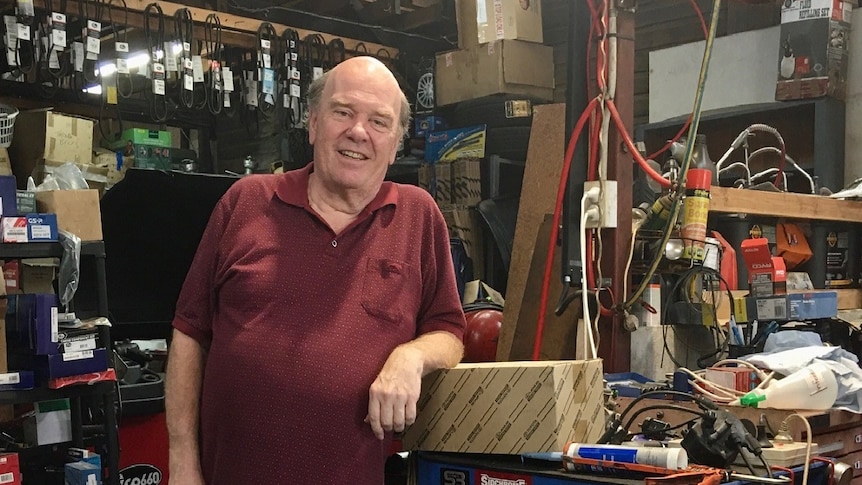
<box><xmin>563</xmin><ymin>443</ymin><xmax>688</xmax><ymax>471</ymax></box>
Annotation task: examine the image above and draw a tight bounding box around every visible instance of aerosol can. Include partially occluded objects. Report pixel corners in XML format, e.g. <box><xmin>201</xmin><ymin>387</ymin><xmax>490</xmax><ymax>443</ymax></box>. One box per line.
<box><xmin>677</xmin><ymin>135</ymin><xmax>715</xmax><ymax>262</ymax></box>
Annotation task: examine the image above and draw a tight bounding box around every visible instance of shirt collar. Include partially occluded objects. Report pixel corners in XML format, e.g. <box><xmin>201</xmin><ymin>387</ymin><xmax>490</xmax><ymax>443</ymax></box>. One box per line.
<box><xmin>274</xmin><ymin>162</ymin><xmax>399</xmax><ymax>212</ymax></box>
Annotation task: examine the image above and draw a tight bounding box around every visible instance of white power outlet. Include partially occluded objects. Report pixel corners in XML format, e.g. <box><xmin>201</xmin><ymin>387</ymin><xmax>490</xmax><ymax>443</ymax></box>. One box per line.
<box><xmin>583</xmin><ymin>180</ymin><xmax>618</xmax><ymax>228</ymax></box>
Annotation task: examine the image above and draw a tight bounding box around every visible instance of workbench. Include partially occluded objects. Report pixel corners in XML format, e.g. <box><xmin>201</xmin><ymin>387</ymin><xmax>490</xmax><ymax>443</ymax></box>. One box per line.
<box><xmin>415</xmin><ymin>451</ymin><xmax>831</xmax><ymax>485</ymax></box>
<box><xmin>617</xmin><ymin>397</ymin><xmax>862</xmax><ymax>484</ymax></box>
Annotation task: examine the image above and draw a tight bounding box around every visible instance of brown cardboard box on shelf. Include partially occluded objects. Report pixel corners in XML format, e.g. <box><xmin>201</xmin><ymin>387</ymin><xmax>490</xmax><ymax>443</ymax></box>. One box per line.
<box><xmin>421</xmin><ymin>158</ymin><xmax>482</xmax><ymax>207</ymax></box>
<box><xmin>440</xmin><ymin>206</ymin><xmax>484</xmax><ymax>278</ymax></box>
<box><xmin>20</xmin><ymin>258</ymin><xmax>56</xmax><ymax>294</ymax></box>
<box><xmin>0</xmin><ymin>147</ymin><xmax>11</xmax><ymax>176</ymax></box>
<box><xmin>7</xmin><ymin>110</ymin><xmax>94</xmax><ymax>189</ymax></box>
<box><xmin>775</xmin><ymin>0</ymin><xmax>851</xmax><ymax>100</ymax></box>
<box><xmin>402</xmin><ymin>359</ymin><xmax>605</xmax><ymax>454</ymax></box>
<box><xmin>35</xmin><ymin>189</ymin><xmax>102</xmax><ymax>241</ymax></box>
<box><xmin>436</xmin><ymin>40</ymin><xmax>554</xmax><ymax>106</ymax></box>
<box><xmin>456</xmin><ymin>0</ymin><xmax>543</xmax><ymax>48</ymax></box>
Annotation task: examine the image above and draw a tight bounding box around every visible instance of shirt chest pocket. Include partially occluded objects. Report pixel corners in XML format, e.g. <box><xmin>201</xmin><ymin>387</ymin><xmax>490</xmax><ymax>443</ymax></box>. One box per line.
<box><xmin>361</xmin><ymin>258</ymin><xmax>420</xmax><ymax>324</ymax></box>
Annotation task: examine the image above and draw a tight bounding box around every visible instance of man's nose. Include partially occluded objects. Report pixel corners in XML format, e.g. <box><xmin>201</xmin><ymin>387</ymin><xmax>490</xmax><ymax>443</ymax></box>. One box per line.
<box><xmin>346</xmin><ymin>119</ymin><xmax>370</xmax><ymax>141</ymax></box>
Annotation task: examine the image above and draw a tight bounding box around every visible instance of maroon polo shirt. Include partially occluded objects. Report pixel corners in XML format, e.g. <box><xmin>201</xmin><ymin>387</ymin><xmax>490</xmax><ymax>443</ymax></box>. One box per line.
<box><xmin>172</xmin><ymin>163</ymin><xmax>465</xmax><ymax>484</ymax></box>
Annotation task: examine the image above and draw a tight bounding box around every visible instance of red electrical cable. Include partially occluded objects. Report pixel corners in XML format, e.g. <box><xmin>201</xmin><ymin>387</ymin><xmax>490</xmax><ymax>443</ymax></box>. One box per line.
<box><xmin>645</xmin><ymin>0</ymin><xmax>709</xmax><ymax>161</ymax></box>
<box><xmin>532</xmin><ymin>97</ymin><xmax>600</xmax><ymax>361</ymax></box>
<box><xmin>607</xmin><ymin>99</ymin><xmax>672</xmax><ymax>189</ymax></box>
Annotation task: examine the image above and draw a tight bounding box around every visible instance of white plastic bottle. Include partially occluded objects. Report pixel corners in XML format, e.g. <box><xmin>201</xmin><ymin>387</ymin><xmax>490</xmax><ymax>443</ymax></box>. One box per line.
<box><xmin>738</xmin><ymin>361</ymin><xmax>838</xmax><ymax>410</ymax></box>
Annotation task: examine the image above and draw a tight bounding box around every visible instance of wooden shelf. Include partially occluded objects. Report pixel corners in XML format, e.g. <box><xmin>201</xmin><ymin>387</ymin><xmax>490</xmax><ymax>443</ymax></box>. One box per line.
<box><xmin>709</xmin><ymin>186</ymin><xmax>862</xmax><ymax>223</ymax></box>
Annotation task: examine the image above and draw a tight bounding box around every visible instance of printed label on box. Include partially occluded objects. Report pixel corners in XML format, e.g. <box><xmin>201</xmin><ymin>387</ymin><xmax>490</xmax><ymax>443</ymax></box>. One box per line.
<box><xmin>62</xmin><ymin>350</ymin><xmax>94</xmax><ymax>362</ymax></box>
<box><xmin>0</xmin><ymin>472</ymin><xmax>13</xmax><ymax>484</ymax></box>
<box><xmin>756</xmin><ymin>297</ymin><xmax>787</xmax><ymax>320</ymax></box>
<box><xmin>63</xmin><ymin>337</ymin><xmax>97</xmax><ymax>353</ymax></box>
<box><xmin>0</xmin><ymin>373</ymin><xmax>20</xmax><ymax>385</ymax></box>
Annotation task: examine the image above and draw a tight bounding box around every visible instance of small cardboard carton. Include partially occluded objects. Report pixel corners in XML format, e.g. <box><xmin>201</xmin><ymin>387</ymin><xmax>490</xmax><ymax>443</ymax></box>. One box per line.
<box><xmin>436</xmin><ymin>40</ymin><xmax>554</xmax><ymax>106</ymax></box>
<box><xmin>403</xmin><ymin>359</ymin><xmax>605</xmax><ymax>454</ymax></box>
<box><xmin>35</xmin><ymin>189</ymin><xmax>102</xmax><ymax>241</ymax></box>
<box><xmin>456</xmin><ymin>0</ymin><xmax>543</xmax><ymax>48</ymax></box>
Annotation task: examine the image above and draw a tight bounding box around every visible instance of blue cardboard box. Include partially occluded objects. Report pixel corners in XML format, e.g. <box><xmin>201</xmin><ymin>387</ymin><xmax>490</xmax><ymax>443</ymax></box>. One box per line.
<box><xmin>46</xmin><ymin>348</ymin><xmax>109</xmax><ymax>378</ymax></box>
<box><xmin>425</xmin><ymin>125</ymin><xmax>486</xmax><ymax>163</ymax></box>
<box><xmin>0</xmin><ymin>175</ymin><xmax>18</xmax><ymax>216</ymax></box>
<box><xmin>64</xmin><ymin>460</ymin><xmax>100</xmax><ymax>485</ymax></box>
<box><xmin>414</xmin><ymin>114</ymin><xmax>447</xmax><ymax>139</ymax></box>
<box><xmin>7</xmin><ymin>294</ymin><xmax>59</xmax><ymax>355</ymax></box>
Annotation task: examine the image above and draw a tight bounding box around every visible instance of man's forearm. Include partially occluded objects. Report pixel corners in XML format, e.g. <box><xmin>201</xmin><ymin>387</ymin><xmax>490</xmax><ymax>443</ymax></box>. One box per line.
<box><xmin>398</xmin><ymin>330</ymin><xmax>464</xmax><ymax>376</ymax></box>
<box><xmin>165</xmin><ymin>329</ymin><xmax>207</xmax><ymax>462</ymax></box>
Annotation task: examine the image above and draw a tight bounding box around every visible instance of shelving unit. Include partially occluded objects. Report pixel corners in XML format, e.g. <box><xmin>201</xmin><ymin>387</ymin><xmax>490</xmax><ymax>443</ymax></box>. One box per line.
<box><xmin>0</xmin><ymin>241</ymin><xmax>119</xmax><ymax>485</ymax></box>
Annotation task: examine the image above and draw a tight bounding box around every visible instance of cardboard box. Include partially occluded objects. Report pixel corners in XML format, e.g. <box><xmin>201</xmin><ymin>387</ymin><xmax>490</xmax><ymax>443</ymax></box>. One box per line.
<box><xmin>776</xmin><ymin>0</ymin><xmax>851</xmax><ymax>100</ymax></box>
<box><xmin>436</xmin><ymin>40</ymin><xmax>554</xmax><ymax>106</ymax></box>
<box><xmin>1</xmin><ymin>214</ymin><xmax>59</xmax><ymax>243</ymax></box>
<box><xmin>21</xmin><ymin>258</ymin><xmax>56</xmax><ymax>294</ymax></box>
<box><xmin>425</xmin><ymin>126</ymin><xmax>487</xmax><ymax>163</ymax></box>
<box><xmin>7</xmin><ymin>110</ymin><xmax>94</xmax><ymax>189</ymax></box>
<box><xmin>733</xmin><ymin>291</ymin><xmax>838</xmax><ymax>322</ymax></box>
<box><xmin>0</xmin><ymin>175</ymin><xmax>17</xmax><ymax>216</ymax></box>
<box><xmin>457</xmin><ymin>0</ymin><xmax>543</xmax><ymax>48</ymax></box>
<box><xmin>403</xmin><ymin>359</ymin><xmax>605</xmax><ymax>453</ymax></box>
<box><xmin>64</xmin><ymin>461</ymin><xmax>100</xmax><ymax>485</ymax></box>
<box><xmin>35</xmin><ymin>189</ymin><xmax>102</xmax><ymax>241</ymax></box>
<box><xmin>15</xmin><ymin>190</ymin><xmax>35</xmax><ymax>214</ymax></box>
<box><xmin>421</xmin><ymin>158</ymin><xmax>483</xmax><ymax>207</ymax></box>
<box><xmin>441</xmin><ymin>206</ymin><xmax>485</xmax><ymax>278</ymax></box>
<box><xmin>0</xmin><ymin>147</ymin><xmax>12</xmax><ymax>176</ymax></box>
<box><xmin>740</xmin><ymin>238</ymin><xmax>775</xmax><ymax>296</ymax></box>
<box><xmin>111</xmin><ymin>128</ymin><xmax>172</xmax><ymax>149</ymax></box>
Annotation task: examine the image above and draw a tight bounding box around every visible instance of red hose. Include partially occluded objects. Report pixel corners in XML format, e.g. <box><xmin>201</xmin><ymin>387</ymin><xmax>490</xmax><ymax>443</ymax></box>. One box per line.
<box><xmin>607</xmin><ymin>100</ymin><xmax>672</xmax><ymax>189</ymax></box>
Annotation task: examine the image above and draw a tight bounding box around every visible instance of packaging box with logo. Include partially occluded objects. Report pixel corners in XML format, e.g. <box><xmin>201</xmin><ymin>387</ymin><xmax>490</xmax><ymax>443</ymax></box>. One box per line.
<box><xmin>733</xmin><ymin>291</ymin><xmax>838</xmax><ymax>322</ymax></box>
<box><xmin>456</xmin><ymin>0</ymin><xmax>543</xmax><ymax>48</ymax></box>
<box><xmin>35</xmin><ymin>189</ymin><xmax>102</xmax><ymax>241</ymax></box>
<box><xmin>1</xmin><ymin>214</ymin><xmax>59</xmax><ymax>243</ymax></box>
<box><xmin>425</xmin><ymin>125</ymin><xmax>487</xmax><ymax>163</ymax></box>
<box><xmin>403</xmin><ymin>359</ymin><xmax>605</xmax><ymax>454</ymax></box>
<box><xmin>776</xmin><ymin>0</ymin><xmax>851</xmax><ymax>100</ymax></box>
<box><xmin>440</xmin><ymin>206</ymin><xmax>484</xmax><ymax>278</ymax></box>
<box><xmin>0</xmin><ymin>453</ymin><xmax>21</xmax><ymax>485</ymax></box>
<box><xmin>7</xmin><ymin>110</ymin><xmax>94</xmax><ymax>189</ymax></box>
<box><xmin>436</xmin><ymin>41</ymin><xmax>554</xmax><ymax>106</ymax></box>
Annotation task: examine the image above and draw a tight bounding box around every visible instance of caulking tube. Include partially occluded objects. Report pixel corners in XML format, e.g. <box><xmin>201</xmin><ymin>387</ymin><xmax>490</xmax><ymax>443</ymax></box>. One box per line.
<box><xmin>563</xmin><ymin>443</ymin><xmax>688</xmax><ymax>471</ymax></box>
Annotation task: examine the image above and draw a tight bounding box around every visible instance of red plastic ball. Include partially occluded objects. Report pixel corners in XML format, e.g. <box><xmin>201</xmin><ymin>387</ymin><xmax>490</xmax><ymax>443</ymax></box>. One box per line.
<box><xmin>463</xmin><ymin>308</ymin><xmax>503</xmax><ymax>363</ymax></box>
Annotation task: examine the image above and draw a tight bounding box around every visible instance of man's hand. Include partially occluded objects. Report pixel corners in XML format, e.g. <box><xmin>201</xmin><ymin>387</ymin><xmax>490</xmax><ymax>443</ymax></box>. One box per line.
<box><xmin>367</xmin><ymin>344</ymin><xmax>424</xmax><ymax>440</ymax></box>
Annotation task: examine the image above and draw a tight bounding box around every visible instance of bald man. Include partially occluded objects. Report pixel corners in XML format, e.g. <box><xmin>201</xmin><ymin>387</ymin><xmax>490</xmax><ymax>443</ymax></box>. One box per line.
<box><xmin>165</xmin><ymin>57</ymin><xmax>465</xmax><ymax>484</ymax></box>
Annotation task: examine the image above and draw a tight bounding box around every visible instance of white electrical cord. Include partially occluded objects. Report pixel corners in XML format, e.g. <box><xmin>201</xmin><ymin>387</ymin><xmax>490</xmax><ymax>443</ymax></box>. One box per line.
<box><xmin>581</xmin><ymin>192</ymin><xmax>599</xmax><ymax>360</ymax></box>
<box><xmin>779</xmin><ymin>414</ymin><xmax>813</xmax><ymax>485</ymax></box>
<box><xmin>748</xmin><ymin>147</ymin><xmax>815</xmax><ymax>194</ymax></box>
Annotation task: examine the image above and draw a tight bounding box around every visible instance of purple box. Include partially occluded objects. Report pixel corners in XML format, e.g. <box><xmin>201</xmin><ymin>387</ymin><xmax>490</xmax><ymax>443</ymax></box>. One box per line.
<box><xmin>45</xmin><ymin>348</ymin><xmax>108</xmax><ymax>378</ymax></box>
<box><xmin>0</xmin><ymin>175</ymin><xmax>18</xmax><ymax>216</ymax></box>
<box><xmin>33</xmin><ymin>294</ymin><xmax>59</xmax><ymax>355</ymax></box>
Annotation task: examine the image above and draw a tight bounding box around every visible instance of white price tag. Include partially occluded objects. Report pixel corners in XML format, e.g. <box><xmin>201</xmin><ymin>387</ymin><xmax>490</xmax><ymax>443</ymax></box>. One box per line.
<box><xmin>51</xmin><ymin>306</ymin><xmax>58</xmax><ymax>343</ymax></box>
<box><xmin>290</xmin><ymin>67</ymin><xmax>300</xmax><ymax>80</ymax></box>
<box><xmin>73</xmin><ymin>41</ymin><xmax>84</xmax><ymax>72</ymax></box>
<box><xmin>192</xmin><ymin>55</ymin><xmax>204</xmax><ymax>82</ymax></box>
<box><xmin>51</xmin><ymin>12</ymin><xmax>65</xmax><ymax>23</ymax></box>
<box><xmin>246</xmin><ymin>82</ymin><xmax>258</xmax><ymax>106</ymax></box>
<box><xmin>87</xmin><ymin>20</ymin><xmax>100</xmax><ymax>32</ymax></box>
<box><xmin>283</xmin><ymin>92</ymin><xmax>289</xmax><ymax>108</ymax></box>
<box><xmin>223</xmin><ymin>94</ymin><xmax>231</xmax><ymax>108</ymax></box>
<box><xmin>260</xmin><ymin>39</ymin><xmax>270</xmax><ymax>50</ymax></box>
<box><xmin>116</xmin><ymin>58</ymin><xmax>128</xmax><ymax>74</ymax></box>
<box><xmin>313</xmin><ymin>66</ymin><xmax>323</xmax><ymax>80</ymax></box>
<box><xmin>165</xmin><ymin>42</ymin><xmax>177</xmax><ymax>71</ymax></box>
<box><xmin>182</xmin><ymin>41</ymin><xmax>190</xmax><ymax>53</ymax></box>
<box><xmin>222</xmin><ymin>67</ymin><xmax>234</xmax><ymax>92</ymax></box>
<box><xmin>86</xmin><ymin>35</ymin><xmax>100</xmax><ymax>54</ymax></box>
<box><xmin>16</xmin><ymin>23</ymin><xmax>30</xmax><ymax>41</ymax></box>
<box><xmin>51</xmin><ymin>29</ymin><xmax>65</xmax><ymax>48</ymax></box>
<box><xmin>290</xmin><ymin>83</ymin><xmax>301</xmax><ymax>98</ymax></box>
<box><xmin>48</xmin><ymin>49</ymin><xmax>60</xmax><ymax>69</ymax></box>
<box><xmin>183</xmin><ymin>74</ymin><xmax>193</xmax><ymax>91</ymax></box>
<box><xmin>115</xmin><ymin>41</ymin><xmax>128</xmax><ymax>53</ymax></box>
<box><xmin>262</xmin><ymin>53</ymin><xmax>271</xmax><ymax>69</ymax></box>
<box><xmin>154</xmin><ymin>78</ymin><xmax>165</xmax><ymax>95</ymax></box>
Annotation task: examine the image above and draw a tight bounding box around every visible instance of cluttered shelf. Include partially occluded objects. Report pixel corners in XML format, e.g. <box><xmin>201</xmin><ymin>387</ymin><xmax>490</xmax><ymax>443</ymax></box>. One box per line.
<box><xmin>0</xmin><ymin>381</ymin><xmax>116</xmax><ymax>406</ymax></box>
<box><xmin>709</xmin><ymin>187</ymin><xmax>862</xmax><ymax>223</ymax></box>
<box><xmin>0</xmin><ymin>241</ymin><xmax>105</xmax><ymax>259</ymax></box>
